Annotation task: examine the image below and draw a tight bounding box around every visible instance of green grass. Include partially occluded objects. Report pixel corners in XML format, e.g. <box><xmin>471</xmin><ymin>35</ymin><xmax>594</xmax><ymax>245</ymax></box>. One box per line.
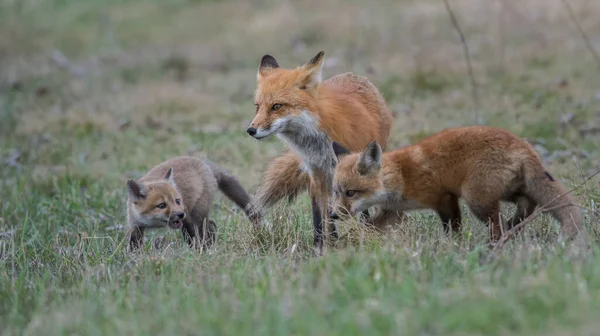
<box><xmin>2</xmin><ymin>0</ymin><xmax>600</xmax><ymax>334</ymax></box>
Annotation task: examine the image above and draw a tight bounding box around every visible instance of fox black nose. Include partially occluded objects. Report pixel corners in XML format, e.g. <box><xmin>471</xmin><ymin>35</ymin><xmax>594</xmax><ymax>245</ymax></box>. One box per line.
<box><xmin>329</xmin><ymin>212</ymin><xmax>339</xmax><ymax>220</ymax></box>
<box><xmin>247</xmin><ymin>127</ymin><xmax>257</xmax><ymax>136</ymax></box>
<box><xmin>175</xmin><ymin>212</ymin><xmax>185</xmax><ymax>220</ymax></box>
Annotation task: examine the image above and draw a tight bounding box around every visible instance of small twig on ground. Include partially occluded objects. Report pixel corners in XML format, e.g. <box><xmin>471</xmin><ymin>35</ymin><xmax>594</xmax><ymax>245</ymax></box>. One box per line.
<box><xmin>487</xmin><ymin>168</ymin><xmax>600</xmax><ymax>262</ymax></box>
<box><xmin>559</xmin><ymin>0</ymin><xmax>600</xmax><ymax>70</ymax></box>
<box><xmin>442</xmin><ymin>0</ymin><xmax>480</xmax><ymax>122</ymax></box>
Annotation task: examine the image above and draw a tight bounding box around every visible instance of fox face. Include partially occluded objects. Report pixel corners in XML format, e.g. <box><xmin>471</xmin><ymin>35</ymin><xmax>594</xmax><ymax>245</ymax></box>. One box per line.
<box><xmin>246</xmin><ymin>51</ymin><xmax>325</xmax><ymax>140</ymax></box>
<box><xmin>127</xmin><ymin>167</ymin><xmax>186</xmax><ymax>229</ymax></box>
<box><xmin>331</xmin><ymin>141</ymin><xmax>385</xmax><ymax>217</ymax></box>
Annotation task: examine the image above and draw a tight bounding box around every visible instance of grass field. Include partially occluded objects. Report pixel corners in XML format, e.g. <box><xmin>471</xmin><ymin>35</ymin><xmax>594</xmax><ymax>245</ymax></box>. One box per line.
<box><xmin>2</xmin><ymin>0</ymin><xmax>600</xmax><ymax>334</ymax></box>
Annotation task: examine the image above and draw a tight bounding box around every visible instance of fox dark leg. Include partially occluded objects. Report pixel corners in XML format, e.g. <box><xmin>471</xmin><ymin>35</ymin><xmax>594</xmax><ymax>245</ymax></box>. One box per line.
<box><xmin>181</xmin><ymin>220</ymin><xmax>196</xmax><ymax>247</ymax></box>
<box><xmin>128</xmin><ymin>227</ymin><xmax>145</xmax><ymax>251</ymax></box>
<box><xmin>182</xmin><ymin>212</ymin><xmax>217</xmax><ymax>249</ymax></box>
<box><xmin>327</xmin><ymin>203</ymin><xmax>339</xmax><ymax>240</ymax></box>
<box><xmin>436</xmin><ymin>194</ymin><xmax>462</xmax><ymax>235</ymax></box>
<box><xmin>202</xmin><ymin>219</ymin><xmax>217</xmax><ymax>247</ymax></box>
<box><xmin>466</xmin><ymin>200</ymin><xmax>503</xmax><ymax>244</ymax></box>
<box><xmin>507</xmin><ymin>195</ymin><xmax>537</xmax><ymax>231</ymax></box>
<box><xmin>311</xmin><ymin>196</ymin><xmax>325</xmax><ymax>251</ymax></box>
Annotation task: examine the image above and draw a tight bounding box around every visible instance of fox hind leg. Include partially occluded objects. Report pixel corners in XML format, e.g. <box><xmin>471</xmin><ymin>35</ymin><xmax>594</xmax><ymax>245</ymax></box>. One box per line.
<box><xmin>507</xmin><ymin>195</ymin><xmax>537</xmax><ymax>231</ymax></box>
<box><xmin>203</xmin><ymin>219</ymin><xmax>217</xmax><ymax>247</ymax></box>
<box><xmin>465</xmin><ymin>199</ymin><xmax>503</xmax><ymax>244</ymax></box>
<box><xmin>462</xmin><ymin>177</ymin><xmax>511</xmax><ymax>244</ymax></box>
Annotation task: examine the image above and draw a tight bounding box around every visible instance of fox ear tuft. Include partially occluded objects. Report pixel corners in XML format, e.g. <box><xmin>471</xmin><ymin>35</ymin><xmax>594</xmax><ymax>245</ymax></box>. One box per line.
<box><xmin>164</xmin><ymin>167</ymin><xmax>172</xmax><ymax>180</ymax></box>
<box><xmin>127</xmin><ymin>180</ymin><xmax>146</xmax><ymax>200</ymax></box>
<box><xmin>300</xmin><ymin>51</ymin><xmax>325</xmax><ymax>90</ymax></box>
<box><xmin>357</xmin><ymin>141</ymin><xmax>382</xmax><ymax>176</ymax></box>
<box><xmin>258</xmin><ymin>54</ymin><xmax>280</xmax><ymax>76</ymax></box>
<box><xmin>164</xmin><ymin>167</ymin><xmax>176</xmax><ymax>185</ymax></box>
<box><xmin>306</xmin><ymin>51</ymin><xmax>325</xmax><ymax>68</ymax></box>
<box><xmin>332</xmin><ymin>141</ymin><xmax>351</xmax><ymax>159</ymax></box>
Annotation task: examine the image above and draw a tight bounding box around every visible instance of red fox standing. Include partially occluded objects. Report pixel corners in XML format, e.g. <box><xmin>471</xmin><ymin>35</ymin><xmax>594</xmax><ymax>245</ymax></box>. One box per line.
<box><xmin>330</xmin><ymin>126</ymin><xmax>584</xmax><ymax>244</ymax></box>
<box><xmin>246</xmin><ymin>51</ymin><xmax>393</xmax><ymax>250</ymax></box>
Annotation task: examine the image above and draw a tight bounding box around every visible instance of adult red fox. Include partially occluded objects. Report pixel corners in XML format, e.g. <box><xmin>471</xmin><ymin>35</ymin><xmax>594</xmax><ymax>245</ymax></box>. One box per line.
<box><xmin>246</xmin><ymin>51</ymin><xmax>393</xmax><ymax>250</ymax></box>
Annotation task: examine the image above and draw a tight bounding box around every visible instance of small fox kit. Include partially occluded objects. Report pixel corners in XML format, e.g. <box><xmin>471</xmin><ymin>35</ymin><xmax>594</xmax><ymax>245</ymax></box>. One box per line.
<box><xmin>247</xmin><ymin>51</ymin><xmax>393</xmax><ymax>250</ymax></box>
<box><xmin>331</xmin><ymin>126</ymin><xmax>584</xmax><ymax>243</ymax></box>
<box><xmin>126</xmin><ymin>156</ymin><xmax>261</xmax><ymax>249</ymax></box>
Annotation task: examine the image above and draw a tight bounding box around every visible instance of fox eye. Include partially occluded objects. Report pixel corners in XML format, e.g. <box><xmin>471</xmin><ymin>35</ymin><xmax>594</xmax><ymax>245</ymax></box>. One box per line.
<box><xmin>156</xmin><ymin>203</ymin><xmax>167</xmax><ymax>209</ymax></box>
<box><xmin>345</xmin><ymin>190</ymin><xmax>356</xmax><ymax>197</ymax></box>
<box><xmin>271</xmin><ymin>103</ymin><xmax>282</xmax><ymax>111</ymax></box>
<box><xmin>175</xmin><ymin>199</ymin><xmax>181</xmax><ymax>205</ymax></box>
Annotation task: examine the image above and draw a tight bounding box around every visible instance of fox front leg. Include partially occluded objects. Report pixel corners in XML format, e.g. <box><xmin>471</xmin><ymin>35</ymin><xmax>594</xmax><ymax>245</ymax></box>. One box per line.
<box><xmin>128</xmin><ymin>227</ymin><xmax>145</xmax><ymax>251</ymax></box>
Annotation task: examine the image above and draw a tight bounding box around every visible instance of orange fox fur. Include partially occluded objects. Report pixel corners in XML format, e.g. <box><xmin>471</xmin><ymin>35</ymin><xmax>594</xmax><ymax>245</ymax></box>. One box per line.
<box><xmin>246</xmin><ymin>51</ymin><xmax>393</xmax><ymax>249</ymax></box>
<box><xmin>331</xmin><ymin>126</ymin><xmax>584</xmax><ymax>244</ymax></box>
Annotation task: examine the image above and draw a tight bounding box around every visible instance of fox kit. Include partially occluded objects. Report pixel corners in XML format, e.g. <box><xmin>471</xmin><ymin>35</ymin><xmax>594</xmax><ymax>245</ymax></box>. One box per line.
<box><xmin>126</xmin><ymin>156</ymin><xmax>261</xmax><ymax>250</ymax></box>
<box><xmin>246</xmin><ymin>51</ymin><xmax>393</xmax><ymax>250</ymax></box>
<box><xmin>331</xmin><ymin>126</ymin><xmax>584</xmax><ymax>244</ymax></box>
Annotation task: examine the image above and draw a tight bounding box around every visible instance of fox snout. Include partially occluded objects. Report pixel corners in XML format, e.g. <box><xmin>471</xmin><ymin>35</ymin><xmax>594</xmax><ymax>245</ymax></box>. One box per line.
<box><xmin>247</xmin><ymin>112</ymin><xmax>280</xmax><ymax>139</ymax></box>
<box><xmin>329</xmin><ymin>211</ymin><xmax>340</xmax><ymax>220</ymax></box>
<box><xmin>246</xmin><ymin>124</ymin><xmax>274</xmax><ymax>140</ymax></box>
<box><xmin>167</xmin><ymin>211</ymin><xmax>186</xmax><ymax>229</ymax></box>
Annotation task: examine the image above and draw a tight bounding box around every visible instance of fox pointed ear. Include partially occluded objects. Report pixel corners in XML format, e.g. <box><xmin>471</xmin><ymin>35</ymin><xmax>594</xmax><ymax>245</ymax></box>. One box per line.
<box><xmin>332</xmin><ymin>141</ymin><xmax>351</xmax><ymax>160</ymax></box>
<box><xmin>164</xmin><ymin>167</ymin><xmax>175</xmax><ymax>185</ymax></box>
<box><xmin>357</xmin><ymin>141</ymin><xmax>382</xmax><ymax>176</ymax></box>
<box><xmin>127</xmin><ymin>180</ymin><xmax>146</xmax><ymax>200</ymax></box>
<box><xmin>258</xmin><ymin>54</ymin><xmax>279</xmax><ymax>77</ymax></box>
<box><xmin>300</xmin><ymin>51</ymin><xmax>324</xmax><ymax>90</ymax></box>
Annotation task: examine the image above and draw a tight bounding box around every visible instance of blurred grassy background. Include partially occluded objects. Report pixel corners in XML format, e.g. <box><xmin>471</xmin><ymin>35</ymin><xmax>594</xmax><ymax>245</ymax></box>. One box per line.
<box><xmin>1</xmin><ymin>0</ymin><xmax>600</xmax><ymax>334</ymax></box>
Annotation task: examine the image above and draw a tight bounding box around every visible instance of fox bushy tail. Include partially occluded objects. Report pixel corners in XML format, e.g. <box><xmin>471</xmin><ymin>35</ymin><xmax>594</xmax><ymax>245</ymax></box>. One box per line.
<box><xmin>206</xmin><ymin>161</ymin><xmax>263</xmax><ymax>225</ymax></box>
<box><xmin>252</xmin><ymin>150</ymin><xmax>310</xmax><ymax>211</ymax></box>
<box><xmin>524</xmin><ymin>162</ymin><xmax>584</xmax><ymax>240</ymax></box>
